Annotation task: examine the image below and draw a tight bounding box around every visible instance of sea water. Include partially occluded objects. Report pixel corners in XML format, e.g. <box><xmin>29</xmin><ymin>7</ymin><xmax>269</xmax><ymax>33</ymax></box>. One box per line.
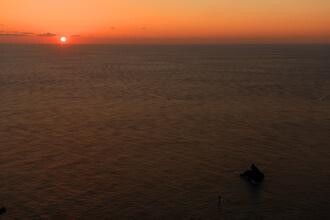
<box><xmin>0</xmin><ymin>44</ymin><xmax>329</xmax><ymax>219</ymax></box>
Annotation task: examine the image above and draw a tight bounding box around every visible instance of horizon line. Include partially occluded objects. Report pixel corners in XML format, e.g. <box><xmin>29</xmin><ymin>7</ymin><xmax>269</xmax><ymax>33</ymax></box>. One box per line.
<box><xmin>1</xmin><ymin>42</ymin><xmax>330</xmax><ymax>46</ymax></box>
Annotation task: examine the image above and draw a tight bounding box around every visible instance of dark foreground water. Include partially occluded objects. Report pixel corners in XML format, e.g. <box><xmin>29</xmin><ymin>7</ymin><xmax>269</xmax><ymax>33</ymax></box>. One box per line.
<box><xmin>0</xmin><ymin>44</ymin><xmax>329</xmax><ymax>219</ymax></box>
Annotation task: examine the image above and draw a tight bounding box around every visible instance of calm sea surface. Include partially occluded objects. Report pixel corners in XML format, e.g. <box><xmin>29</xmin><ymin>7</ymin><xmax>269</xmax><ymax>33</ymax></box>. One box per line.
<box><xmin>0</xmin><ymin>44</ymin><xmax>329</xmax><ymax>219</ymax></box>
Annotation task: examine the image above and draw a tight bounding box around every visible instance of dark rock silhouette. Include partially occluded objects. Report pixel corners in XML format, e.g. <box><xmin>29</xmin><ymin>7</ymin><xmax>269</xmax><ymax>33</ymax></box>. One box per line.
<box><xmin>240</xmin><ymin>164</ymin><xmax>264</xmax><ymax>184</ymax></box>
<box><xmin>0</xmin><ymin>207</ymin><xmax>6</xmax><ymax>215</ymax></box>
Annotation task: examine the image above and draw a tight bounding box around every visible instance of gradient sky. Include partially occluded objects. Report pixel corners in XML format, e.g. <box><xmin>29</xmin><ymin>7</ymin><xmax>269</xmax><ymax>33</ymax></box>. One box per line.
<box><xmin>1</xmin><ymin>0</ymin><xmax>330</xmax><ymax>43</ymax></box>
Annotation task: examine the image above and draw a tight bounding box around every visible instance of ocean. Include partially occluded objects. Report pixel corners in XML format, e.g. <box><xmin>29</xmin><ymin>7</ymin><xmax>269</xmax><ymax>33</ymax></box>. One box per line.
<box><xmin>0</xmin><ymin>44</ymin><xmax>329</xmax><ymax>219</ymax></box>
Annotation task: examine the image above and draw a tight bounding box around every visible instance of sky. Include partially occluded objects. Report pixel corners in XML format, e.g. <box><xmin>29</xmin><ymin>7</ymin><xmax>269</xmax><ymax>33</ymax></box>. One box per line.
<box><xmin>1</xmin><ymin>0</ymin><xmax>330</xmax><ymax>44</ymax></box>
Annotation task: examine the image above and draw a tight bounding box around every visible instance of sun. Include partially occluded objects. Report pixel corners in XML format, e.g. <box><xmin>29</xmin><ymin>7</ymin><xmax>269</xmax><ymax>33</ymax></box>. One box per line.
<box><xmin>60</xmin><ymin>36</ymin><xmax>67</xmax><ymax>43</ymax></box>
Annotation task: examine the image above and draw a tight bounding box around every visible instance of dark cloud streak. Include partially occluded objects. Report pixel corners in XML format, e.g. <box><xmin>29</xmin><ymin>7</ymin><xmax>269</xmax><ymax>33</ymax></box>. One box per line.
<box><xmin>37</xmin><ymin>32</ymin><xmax>57</xmax><ymax>37</ymax></box>
<box><xmin>0</xmin><ymin>31</ymin><xmax>34</xmax><ymax>37</ymax></box>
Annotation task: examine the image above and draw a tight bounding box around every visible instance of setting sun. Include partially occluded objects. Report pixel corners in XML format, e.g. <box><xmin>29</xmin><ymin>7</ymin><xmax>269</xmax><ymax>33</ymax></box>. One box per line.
<box><xmin>60</xmin><ymin>36</ymin><xmax>67</xmax><ymax>43</ymax></box>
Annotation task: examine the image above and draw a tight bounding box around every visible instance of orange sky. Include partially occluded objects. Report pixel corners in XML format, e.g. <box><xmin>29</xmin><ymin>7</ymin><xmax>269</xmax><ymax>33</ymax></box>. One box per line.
<box><xmin>1</xmin><ymin>0</ymin><xmax>330</xmax><ymax>44</ymax></box>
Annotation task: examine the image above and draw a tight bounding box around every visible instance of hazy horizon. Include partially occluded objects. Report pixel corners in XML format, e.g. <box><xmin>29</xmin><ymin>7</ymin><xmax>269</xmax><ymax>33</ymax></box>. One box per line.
<box><xmin>1</xmin><ymin>42</ymin><xmax>330</xmax><ymax>45</ymax></box>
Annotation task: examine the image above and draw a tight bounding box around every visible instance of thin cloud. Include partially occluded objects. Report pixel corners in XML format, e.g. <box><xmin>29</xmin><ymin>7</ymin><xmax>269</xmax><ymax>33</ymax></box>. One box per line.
<box><xmin>37</xmin><ymin>32</ymin><xmax>57</xmax><ymax>37</ymax></box>
<box><xmin>21</xmin><ymin>32</ymin><xmax>34</xmax><ymax>35</ymax></box>
<box><xmin>0</xmin><ymin>31</ymin><xmax>33</xmax><ymax>37</ymax></box>
<box><xmin>70</xmin><ymin>34</ymin><xmax>81</xmax><ymax>38</ymax></box>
